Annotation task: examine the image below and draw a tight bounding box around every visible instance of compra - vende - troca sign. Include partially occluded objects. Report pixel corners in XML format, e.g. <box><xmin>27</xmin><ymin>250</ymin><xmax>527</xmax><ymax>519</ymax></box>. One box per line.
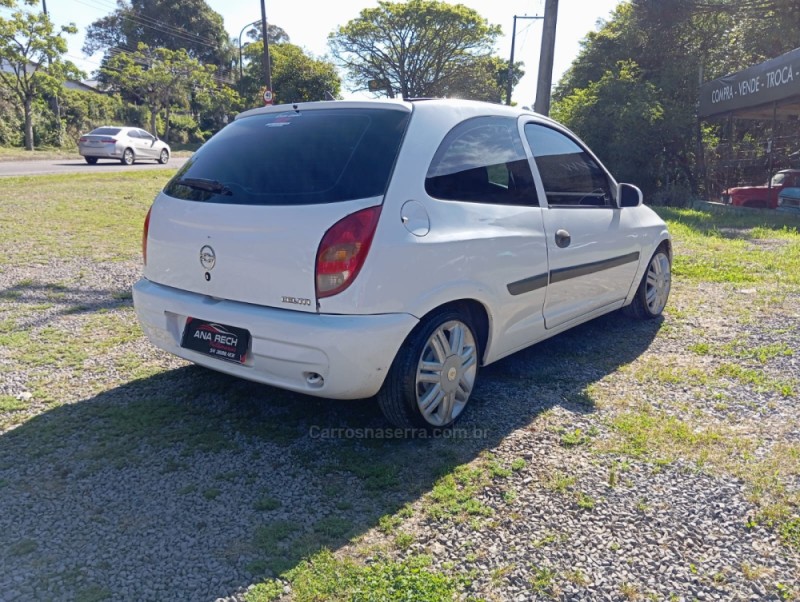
<box><xmin>699</xmin><ymin>47</ymin><xmax>800</xmax><ymax>118</ymax></box>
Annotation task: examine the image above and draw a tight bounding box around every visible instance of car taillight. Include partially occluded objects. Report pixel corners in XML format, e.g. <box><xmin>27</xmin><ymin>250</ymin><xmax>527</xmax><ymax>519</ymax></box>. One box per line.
<box><xmin>79</xmin><ymin>137</ymin><xmax>87</xmax><ymax>143</ymax></box>
<box><xmin>315</xmin><ymin>205</ymin><xmax>381</xmax><ymax>299</ymax></box>
<box><xmin>142</xmin><ymin>205</ymin><xmax>152</xmax><ymax>265</ymax></box>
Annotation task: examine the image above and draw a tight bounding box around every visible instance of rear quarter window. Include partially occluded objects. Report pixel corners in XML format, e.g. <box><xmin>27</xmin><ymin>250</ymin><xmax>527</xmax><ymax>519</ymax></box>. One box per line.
<box><xmin>164</xmin><ymin>108</ymin><xmax>410</xmax><ymax>205</ymax></box>
<box><xmin>425</xmin><ymin>116</ymin><xmax>538</xmax><ymax>206</ymax></box>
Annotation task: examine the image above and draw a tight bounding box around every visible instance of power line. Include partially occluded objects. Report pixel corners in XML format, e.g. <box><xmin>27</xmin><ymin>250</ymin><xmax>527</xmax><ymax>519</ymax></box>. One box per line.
<box><xmin>71</xmin><ymin>0</ymin><xmax>224</xmax><ymax>51</ymax></box>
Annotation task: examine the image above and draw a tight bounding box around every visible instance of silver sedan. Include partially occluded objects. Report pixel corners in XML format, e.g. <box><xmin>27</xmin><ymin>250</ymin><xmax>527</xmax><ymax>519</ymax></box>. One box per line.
<box><xmin>78</xmin><ymin>126</ymin><xmax>170</xmax><ymax>166</ymax></box>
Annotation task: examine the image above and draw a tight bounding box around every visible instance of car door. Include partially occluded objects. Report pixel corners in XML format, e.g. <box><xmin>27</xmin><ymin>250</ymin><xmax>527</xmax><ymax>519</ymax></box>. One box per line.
<box><xmin>136</xmin><ymin>129</ymin><xmax>157</xmax><ymax>159</ymax></box>
<box><xmin>523</xmin><ymin>122</ymin><xmax>641</xmax><ymax>330</ymax></box>
<box><xmin>125</xmin><ymin>129</ymin><xmax>145</xmax><ymax>158</ymax></box>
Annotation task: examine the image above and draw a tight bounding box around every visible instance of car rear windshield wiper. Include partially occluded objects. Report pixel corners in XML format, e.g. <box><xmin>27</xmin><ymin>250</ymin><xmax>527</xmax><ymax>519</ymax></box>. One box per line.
<box><xmin>175</xmin><ymin>177</ymin><xmax>232</xmax><ymax>196</ymax></box>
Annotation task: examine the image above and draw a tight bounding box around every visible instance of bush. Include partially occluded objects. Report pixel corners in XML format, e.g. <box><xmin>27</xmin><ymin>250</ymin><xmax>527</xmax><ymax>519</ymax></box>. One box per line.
<box><xmin>649</xmin><ymin>183</ymin><xmax>694</xmax><ymax>207</ymax></box>
<box><xmin>0</xmin><ymin>97</ymin><xmax>23</xmax><ymax>146</ymax></box>
<box><xmin>167</xmin><ymin>113</ymin><xmax>204</xmax><ymax>144</ymax></box>
<box><xmin>59</xmin><ymin>89</ymin><xmax>124</xmax><ymax>143</ymax></box>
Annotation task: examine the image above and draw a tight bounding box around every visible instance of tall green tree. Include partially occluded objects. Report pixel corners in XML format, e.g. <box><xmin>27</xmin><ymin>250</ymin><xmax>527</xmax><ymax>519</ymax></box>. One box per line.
<box><xmin>553</xmin><ymin>0</ymin><xmax>800</xmax><ymax>198</ymax></box>
<box><xmin>100</xmin><ymin>43</ymin><xmax>226</xmax><ymax>141</ymax></box>
<box><xmin>552</xmin><ymin>61</ymin><xmax>664</xmax><ymax>189</ymax></box>
<box><xmin>328</xmin><ymin>0</ymin><xmax>504</xmax><ymax>99</ymax></box>
<box><xmin>0</xmin><ymin>0</ymin><xmax>82</xmax><ymax>149</ymax></box>
<box><xmin>83</xmin><ymin>0</ymin><xmax>234</xmax><ymax>69</ymax></box>
<box><xmin>242</xmin><ymin>23</ymin><xmax>289</xmax><ymax>44</ymax></box>
<box><xmin>241</xmin><ymin>42</ymin><xmax>340</xmax><ymax>106</ymax></box>
<box><xmin>430</xmin><ymin>55</ymin><xmax>524</xmax><ymax>104</ymax></box>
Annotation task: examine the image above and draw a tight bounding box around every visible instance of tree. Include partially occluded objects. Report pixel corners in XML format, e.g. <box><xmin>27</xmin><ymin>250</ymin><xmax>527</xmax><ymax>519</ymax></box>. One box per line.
<box><xmin>100</xmin><ymin>43</ymin><xmax>224</xmax><ymax>141</ymax></box>
<box><xmin>83</xmin><ymin>0</ymin><xmax>234</xmax><ymax>69</ymax></box>
<box><xmin>241</xmin><ymin>42</ymin><xmax>340</xmax><ymax>106</ymax></box>
<box><xmin>243</xmin><ymin>23</ymin><xmax>289</xmax><ymax>44</ymax></box>
<box><xmin>0</xmin><ymin>0</ymin><xmax>82</xmax><ymax>149</ymax></box>
<box><xmin>328</xmin><ymin>0</ymin><xmax>502</xmax><ymax>99</ymax></box>
<box><xmin>552</xmin><ymin>61</ymin><xmax>664</xmax><ymax>193</ymax></box>
<box><xmin>553</xmin><ymin>0</ymin><xmax>800</xmax><ymax>199</ymax></box>
<box><xmin>430</xmin><ymin>55</ymin><xmax>524</xmax><ymax>104</ymax></box>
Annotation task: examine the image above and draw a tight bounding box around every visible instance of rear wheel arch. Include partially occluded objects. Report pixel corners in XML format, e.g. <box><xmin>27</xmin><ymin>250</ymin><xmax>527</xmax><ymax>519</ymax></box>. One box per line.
<box><xmin>376</xmin><ymin>298</ymin><xmax>490</xmax><ymax>429</ymax></box>
<box><xmin>429</xmin><ymin>299</ymin><xmax>490</xmax><ymax>364</ymax></box>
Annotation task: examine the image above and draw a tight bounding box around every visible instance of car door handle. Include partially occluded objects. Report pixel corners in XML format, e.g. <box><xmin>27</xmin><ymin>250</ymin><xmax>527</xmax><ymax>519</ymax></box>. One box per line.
<box><xmin>555</xmin><ymin>229</ymin><xmax>571</xmax><ymax>248</ymax></box>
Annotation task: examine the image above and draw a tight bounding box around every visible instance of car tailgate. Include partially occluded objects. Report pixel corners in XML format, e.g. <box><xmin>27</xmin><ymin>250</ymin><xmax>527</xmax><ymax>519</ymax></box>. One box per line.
<box><xmin>143</xmin><ymin>192</ymin><xmax>380</xmax><ymax>313</ymax></box>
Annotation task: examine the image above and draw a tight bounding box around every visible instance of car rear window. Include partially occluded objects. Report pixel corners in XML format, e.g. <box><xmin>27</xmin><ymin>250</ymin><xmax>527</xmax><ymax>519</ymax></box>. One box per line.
<box><xmin>90</xmin><ymin>127</ymin><xmax>121</xmax><ymax>135</ymax></box>
<box><xmin>164</xmin><ymin>108</ymin><xmax>411</xmax><ymax>205</ymax></box>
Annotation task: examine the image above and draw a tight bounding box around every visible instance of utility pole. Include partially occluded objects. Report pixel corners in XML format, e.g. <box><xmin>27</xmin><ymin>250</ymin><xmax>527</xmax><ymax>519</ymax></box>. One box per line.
<box><xmin>259</xmin><ymin>0</ymin><xmax>272</xmax><ymax>102</ymax></box>
<box><xmin>41</xmin><ymin>0</ymin><xmax>64</xmax><ymax>146</ymax></box>
<box><xmin>506</xmin><ymin>15</ymin><xmax>542</xmax><ymax>106</ymax></box>
<box><xmin>534</xmin><ymin>0</ymin><xmax>558</xmax><ymax>116</ymax></box>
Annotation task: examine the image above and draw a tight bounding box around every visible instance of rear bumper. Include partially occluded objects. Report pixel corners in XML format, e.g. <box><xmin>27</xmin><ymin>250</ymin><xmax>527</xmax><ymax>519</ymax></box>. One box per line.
<box><xmin>132</xmin><ymin>278</ymin><xmax>418</xmax><ymax>399</ymax></box>
<box><xmin>79</xmin><ymin>145</ymin><xmax>120</xmax><ymax>159</ymax></box>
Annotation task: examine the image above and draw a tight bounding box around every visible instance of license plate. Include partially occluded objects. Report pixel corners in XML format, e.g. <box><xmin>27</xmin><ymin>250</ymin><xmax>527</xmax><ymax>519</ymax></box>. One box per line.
<box><xmin>180</xmin><ymin>318</ymin><xmax>250</xmax><ymax>364</ymax></box>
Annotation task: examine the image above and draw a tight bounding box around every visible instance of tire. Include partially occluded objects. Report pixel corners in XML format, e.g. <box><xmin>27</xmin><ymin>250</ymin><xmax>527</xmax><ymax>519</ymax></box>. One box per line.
<box><xmin>158</xmin><ymin>149</ymin><xmax>169</xmax><ymax>164</ymax></box>
<box><xmin>121</xmin><ymin>148</ymin><xmax>135</xmax><ymax>165</ymax></box>
<box><xmin>377</xmin><ymin>309</ymin><xmax>479</xmax><ymax>430</ymax></box>
<box><xmin>626</xmin><ymin>247</ymin><xmax>671</xmax><ymax>319</ymax></box>
<box><xmin>84</xmin><ymin>157</ymin><xmax>98</xmax><ymax>165</ymax></box>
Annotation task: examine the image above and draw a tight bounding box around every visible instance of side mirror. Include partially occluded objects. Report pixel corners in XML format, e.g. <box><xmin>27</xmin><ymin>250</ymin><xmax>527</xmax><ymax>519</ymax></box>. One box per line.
<box><xmin>619</xmin><ymin>183</ymin><xmax>643</xmax><ymax>207</ymax></box>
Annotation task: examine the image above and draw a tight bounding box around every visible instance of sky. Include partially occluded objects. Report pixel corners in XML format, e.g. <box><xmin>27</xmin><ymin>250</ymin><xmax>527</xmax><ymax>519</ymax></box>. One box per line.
<box><xmin>34</xmin><ymin>0</ymin><xmax>623</xmax><ymax>103</ymax></box>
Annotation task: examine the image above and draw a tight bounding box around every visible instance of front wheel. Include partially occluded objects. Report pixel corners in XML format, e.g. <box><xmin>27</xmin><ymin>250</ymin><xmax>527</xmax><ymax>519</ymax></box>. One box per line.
<box><xmin>158</xmin><ymin>149</ymin><xmax>169</xmax><ymax>164</ymax></box>
<box><xmin>377</xmin><ymin>309</ymin><xmax>479</xmax><ymax>430</ymax></box>
<box><xmin>120</xmin><ymin>148</ymin><xmax>134</xmax><ymax>166</ymax></box>
<box><xmin>626</xmin><ymin>248</ymin><xmax>671</xmax><ymax>319</ymax></box>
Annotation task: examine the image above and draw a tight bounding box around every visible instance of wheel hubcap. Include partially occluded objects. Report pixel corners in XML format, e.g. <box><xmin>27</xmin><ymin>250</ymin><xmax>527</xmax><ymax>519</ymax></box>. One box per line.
<box><xmin>645</xmin><ymin>252</ymin><xmax>671</xmax><ymax>314</ymax></box>
<box><xmin>416</xmin><ymin>320</ymin><xmax>477</xmax><ymax>427</ymax></box>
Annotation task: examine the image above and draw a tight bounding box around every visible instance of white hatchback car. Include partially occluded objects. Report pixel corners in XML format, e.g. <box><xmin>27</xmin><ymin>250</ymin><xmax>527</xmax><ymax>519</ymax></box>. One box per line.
<box><xmin>79</xmin><ymin>126</ymin><xmax>170</xmax><ymax>165</ymax></box>
<box><xmin>133</xmin><ymin>99</ymin><xmax>671</xmax><ymax>429</ymax></box>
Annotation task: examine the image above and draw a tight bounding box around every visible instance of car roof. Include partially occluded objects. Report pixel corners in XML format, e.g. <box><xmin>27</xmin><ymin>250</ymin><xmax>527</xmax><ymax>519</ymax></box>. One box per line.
<box><xmin>235</xmin><ymin>98</ymin><xmax>549</xmax><ymax>123</ymax></box>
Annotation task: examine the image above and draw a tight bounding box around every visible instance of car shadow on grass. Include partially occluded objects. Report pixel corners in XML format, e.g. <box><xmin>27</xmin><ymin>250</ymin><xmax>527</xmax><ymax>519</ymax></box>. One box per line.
<box><xmin>0</xmin><ymin>281</ymin><xmax>133</xmax><ymax>326</ymax></box>
<box><xmin>0</xmin><ymin>311</ymin><xmax>661</xmax><ymax>601</ymax></box>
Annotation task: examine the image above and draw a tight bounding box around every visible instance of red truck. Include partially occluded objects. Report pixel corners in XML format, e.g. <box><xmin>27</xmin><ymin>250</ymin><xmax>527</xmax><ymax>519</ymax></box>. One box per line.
<box><xmin>721</xmin><ymin>169</ymin><xmax>800</xmax><ymax>209</ymax></box>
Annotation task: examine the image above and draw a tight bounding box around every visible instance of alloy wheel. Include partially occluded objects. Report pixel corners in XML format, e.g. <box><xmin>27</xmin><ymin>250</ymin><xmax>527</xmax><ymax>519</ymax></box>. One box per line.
<box><xmin>415</xmin><ymin>319</ymin><xmax>477</xmax><ymax>427</ymax></box>
<box><xmin>645</xmin><ymin>252</ymin><xmax>671</xmax><ymax>315</ymax></box>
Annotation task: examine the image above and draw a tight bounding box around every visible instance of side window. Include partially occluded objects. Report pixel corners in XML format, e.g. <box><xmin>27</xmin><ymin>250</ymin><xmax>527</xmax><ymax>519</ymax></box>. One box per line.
<box><xmin>137</xmin><ymin>129</ymin><xmax>153</xmax><ymax>139</ymax></box>
<box><xmin>426</xmin><ymin>116</ymin><xmax>538</xmax><ymax>206</ymax></box>
<box><xmin>524</xmin><ymin>123</ymin><xmax>613</xmax><ymax>207</ymax></box>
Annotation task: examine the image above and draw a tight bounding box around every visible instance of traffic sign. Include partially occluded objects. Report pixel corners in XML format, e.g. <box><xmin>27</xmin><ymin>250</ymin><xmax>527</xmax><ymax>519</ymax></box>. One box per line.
<box><xmin>263</xmin><ymin>89</ymin><xmax>273</xmax><ymax>105</ymax></box>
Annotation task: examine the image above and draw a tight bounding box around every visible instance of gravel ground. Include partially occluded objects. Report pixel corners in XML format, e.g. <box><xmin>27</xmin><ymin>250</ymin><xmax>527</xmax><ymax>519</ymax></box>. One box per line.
<box><xmin>0</xmin><ymin>259</ymin><xmax>798</xmax><ymax>601</ymax></box>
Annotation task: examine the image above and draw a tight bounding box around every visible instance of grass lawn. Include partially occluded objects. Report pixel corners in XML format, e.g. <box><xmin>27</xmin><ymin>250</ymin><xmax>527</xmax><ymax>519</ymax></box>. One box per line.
<box><xmin>0</xmin><ymin>173</ymin><xmax>798</xmax><ymax>601</ymax></box>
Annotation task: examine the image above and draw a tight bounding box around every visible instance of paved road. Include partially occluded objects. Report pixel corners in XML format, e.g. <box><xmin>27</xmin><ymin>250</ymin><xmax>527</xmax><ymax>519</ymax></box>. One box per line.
<box><xmin>0</xmin><ymin>157</ymin><xmax>189</xmax><ymax>177</ymax></box>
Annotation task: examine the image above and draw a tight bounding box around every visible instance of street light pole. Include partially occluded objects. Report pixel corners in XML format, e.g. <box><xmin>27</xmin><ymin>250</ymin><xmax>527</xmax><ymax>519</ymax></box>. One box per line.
<box><xmin>506</xmin><ymin>15</ymin><xmax>542</xmax><ymax>106</ymax></box>
<box><xmin>238</xmin><ymin>19</ymin><xmax>261</xmax><ymax>80</ymax></box>
<box><xmin>259</xmin><ymin>0</ymin><xmax>272</xmax><ymax>95</ymax></box>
